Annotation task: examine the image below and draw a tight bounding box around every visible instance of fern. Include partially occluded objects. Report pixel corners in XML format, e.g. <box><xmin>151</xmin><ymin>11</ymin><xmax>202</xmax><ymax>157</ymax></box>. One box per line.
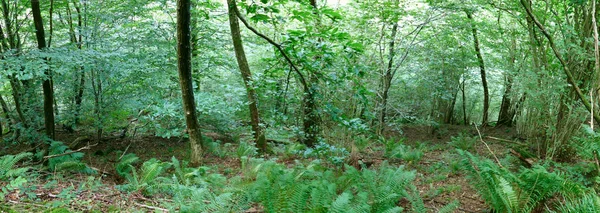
<box><xmin>438</xmin><ymin>200</ymin><xmax>459</xmax><ymax>213</ymax></box>
<box><xmin>0</xmin><ymin>152</ymin><xmax>32</xmax><ymax>180</ymax></box>
<box><xmin>47</xmin><ymin>142</ymin><xmax>93</xmax><ymax>173</ymax></box>
<box><xmin>244</xmin><ymin>159</ymin><xmax>419</xmax><ymax>213</ymax></box>
<box><xmin>116</xmin><ymin>153</ymin><xmax>139</xmax><ymax>179</ymax></box>
<box><xmin>118</xmin><ymin>158</ymin><xmax>171</xmax><ymax>196</ymax></box>
<box><xmin>553</xmin><ymin>193</ymin><xmax>600</xmax><ymax>213</ymax></box>
<box><xmin>458</xmin><ymin>150</ymin><xmax>566</xmax><ymax>213</ymax></box>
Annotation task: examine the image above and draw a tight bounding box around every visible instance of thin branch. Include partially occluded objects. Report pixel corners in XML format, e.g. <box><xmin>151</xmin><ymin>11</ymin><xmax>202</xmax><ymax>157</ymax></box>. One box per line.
<box><xmin>520</xmin><ymin>0</ymin><xmax>600</xmax><ymax>124</ymax></box>
<box><xmin>474</xmin><ymin>124</ymin><xmax>503</xmax><ymax>168</ymax></box>
<box><xmin>134</xmin><ymin>202</ymin><xmax>169</xmax><ymax>212</ymax></box>
<box><xmin>43</xmin><ymin>143</ymin><xmax>97</xmax><ymax>159</ymax></box>
<box><xmin>230</xmin><ymin>1</ymin><xmax>310</xmax><ymax>94</ymax></box>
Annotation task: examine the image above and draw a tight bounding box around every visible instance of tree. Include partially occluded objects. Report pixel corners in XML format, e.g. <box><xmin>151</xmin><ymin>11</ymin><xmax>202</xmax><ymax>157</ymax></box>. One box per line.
<box><xmin>378</xmin><ymin>0</ymin><xmax>399</xmax><ymax>134</ymax></box>
<box><xmin>227</xmin><ymin>0</ymin><xmax>267</xmax><ymax>152</ymax></box>
<box><xmin>230</xmin><ymin>1</ymin><xmax>318</xmax><ymax>147</ymax></box>
<box><xmin>176</xmin><ymin>0</ymin><xmax>203</xmax><ymax>164</ymax></box>
<box><xmin>465</xmin><ymin>9</ymin><xmax>489</xmax><ymax>127</ymax></box>
<box><xmin>31</xmin><ymin>0</ymin><xmax>55</xmax><ymax>140</ymax></box>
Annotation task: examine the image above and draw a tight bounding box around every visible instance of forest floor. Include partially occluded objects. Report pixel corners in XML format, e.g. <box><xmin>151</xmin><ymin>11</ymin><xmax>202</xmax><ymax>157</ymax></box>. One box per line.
<box><xmin>2</xmin><ymin>124</ymin><xmax>520</xmax><ymax>213</ymax></box>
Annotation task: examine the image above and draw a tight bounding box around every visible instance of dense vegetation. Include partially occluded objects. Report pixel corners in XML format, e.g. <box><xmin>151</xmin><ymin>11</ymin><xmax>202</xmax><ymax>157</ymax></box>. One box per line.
<box><xmin>2</xmin><ymin>0</ymin><xmax>600</xmax><ymax>212</ymax></box>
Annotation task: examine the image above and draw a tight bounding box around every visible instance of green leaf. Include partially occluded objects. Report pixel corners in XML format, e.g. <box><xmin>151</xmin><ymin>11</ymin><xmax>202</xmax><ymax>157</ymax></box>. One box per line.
<box><xmin>251</xmin><ymin>14</ymin><xmax>270</xmax><ymax>22</ymax></box>
<box><xmin>322</xmin><ymin>8</ymin><xmax>342</xmax><ymax>20</ymax></box>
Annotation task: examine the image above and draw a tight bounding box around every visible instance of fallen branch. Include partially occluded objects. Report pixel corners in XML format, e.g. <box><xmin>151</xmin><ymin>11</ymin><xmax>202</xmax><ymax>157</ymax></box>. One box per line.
<box><xmin>509</xmin><ymin>149</ymin><xmax>534</xmax><ymax>167</ymax></box>
<box><xmin>43</xmin><ymin>143</ymin><xmax>98</xmax><ymax>159</ymax></box>
<box><xmin>474</xmin><ymin>124</ymin><xmax>504</xmax><ymax>169</ymax></box>
<box><xmin>134</xmin><ymin>202</ymin><xmax>169</xmax><ymax>212</ymax></box>
<box><xmin>485</xmin><ymin>136</ymin><xmax>526</xmax><ymax>146</ymax></box>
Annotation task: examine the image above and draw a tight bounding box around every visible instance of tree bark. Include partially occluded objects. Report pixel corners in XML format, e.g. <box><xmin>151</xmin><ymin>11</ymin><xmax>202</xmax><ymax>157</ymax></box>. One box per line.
<box><xmin>497</xmin><ymin>38</ymin><xmax>517</xmax><ymax>127</ymax></box>
<box><xmin>227</xmin><ymin>0</ymin><xmax>267</xmax><ymax>153</ymax></box>
<box><xmin>466</xmin><ymin>10</ymin><xmax>490</xmax><ymax>126</ymax></box>
<box><xmin>177</xmin><ymin>0</ymin><xmax>204</xmax><ymax>164</ymax></box>
<box><xmin>69</xmin><ymin>0</ymin><xmax>85</xmax><ymax>126</ymax></box>
<box><xmin>378</xmin><ymin>15</ymin><xmax>398</xmax><ymax>134</ymax></box>
<box><xmin>31</xmin><ymin>0</ymin><xmax>55</xmax><ymax>140</ymax></box>
<box><xmin>461</xmin><ymin>77</ymin><xmax>468</xmax><ymax>125</ymax></box>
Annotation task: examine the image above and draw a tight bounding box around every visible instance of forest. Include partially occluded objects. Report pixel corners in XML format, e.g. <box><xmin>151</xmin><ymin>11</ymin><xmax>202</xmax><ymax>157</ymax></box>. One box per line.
<box><xmin>2</xmin><ymin>0</ymin><xmax>600</xmax><ymax>212</ymax></box>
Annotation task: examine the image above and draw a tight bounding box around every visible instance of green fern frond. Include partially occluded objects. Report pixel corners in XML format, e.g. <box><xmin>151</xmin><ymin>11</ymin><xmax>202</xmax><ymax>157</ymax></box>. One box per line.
<box><xmin>330</xmin><ymin>192</ymin><xmax>352</xmax><ymax>213</ymax></box>
<box><xmin>0</xmin><ymin>152</ymin><xmax>32</xmax><ymax>179</ymax></box>
<box><xmin>553</xmin><ymin>193</ymin><xmax>600</xmax><ymax>213</ymax></box>
<box><xmin>438</xmin><ymin>200</ymin><xmax>459</xmax><ymax>213</ymax></box>
<box><xmin>116</xmin><ymin>153</ymin><xmax>139</xmax><ymax>178</ymax></box>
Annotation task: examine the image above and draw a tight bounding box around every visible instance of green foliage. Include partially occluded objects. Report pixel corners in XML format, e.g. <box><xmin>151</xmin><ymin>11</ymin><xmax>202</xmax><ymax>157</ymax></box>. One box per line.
<box><xmin>117</xmin><ymin>158</ymin><xmax>171</xmax><ymax>195</ymax></box>
<box><xmin>47</xmin><ymin>142</ymin><xmax>93</xmax><ymax>173</ymax></box>
<box><xmin>298</xmin><ymin>142</ymin><xmax>349</xmax><ymax>166</ymax></box>
<box><xmin>245</xmin><ymin>160</ymin><xmax>416</xmax><ymax>213</ymax></box>
<box><xmin>385</xmin><ymin>142</ymin><xmax>424</xmax><ymax>164</ymax></box>
<box><xmin>458</xmin><ymin>150</ymin><xmax>569</xmax><ymax>212</ymax></box>
<box><xmin>236</xmin><ymin>141</ymin><xmax>258</xmax><ymax>159</ymax></box>
<box><xmin>553</xmin><ymin>193</ymin><xmax>600</xmax><ymax>213</ymax></box>
<box><xmin>449</xmin><ymin>132</ymin><xmax>477</xmax><ymax>151</ymax></box>
<box><xmin>0</xmin><ymin>153</ymin><xmax>32</xmax><ymax>202</ymax></box>
<box><xmin>0</xmin><ymin>152</ymin><xmax>32</xmax><ymax>180</ymax></box>
<box><xmin>115</xmin><ymin>153</ymin><xmax>139</xmax><ymax>179</ymax></box>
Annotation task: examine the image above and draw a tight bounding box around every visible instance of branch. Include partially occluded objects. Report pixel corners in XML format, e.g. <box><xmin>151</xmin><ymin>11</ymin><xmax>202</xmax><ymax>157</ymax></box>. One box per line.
<box><xmin>519</xmin><ymin>0</ymin><xmax>600</xmax><ymax>124</ymax></box>
<box><xmin>134</xmin><ymin>202</ymin><xmax>169</xmax><ymax>212</ymax></box>
<box><xmin>474</xmin><ymin>124</ymin><xmax>504</xmax><ymax>169</ymax></box>
<box><xmin>229</xmin><ymin>0</ymin><xmax>310</xmax><ymax>94</ymax></box>
<box><xmin>43</xmin><ymin>143</ymin><xmax>97</xmax><ymax>159</ymax></box>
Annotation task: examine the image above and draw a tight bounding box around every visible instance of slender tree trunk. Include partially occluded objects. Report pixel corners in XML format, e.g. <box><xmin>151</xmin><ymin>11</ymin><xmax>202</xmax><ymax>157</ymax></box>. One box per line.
<box><xmin>71</xmin><ymin>1</ymin><xmax>85</xmax><ymax>126</ymax></box>
<box><xmin>466</xmin><ymin>10</ymin><xmax>490</xmax><ymax>126</ymax></box>
<box><xmin>8</xmin><ymin>77</ymin><xmax>25</xmax><ymax>128</ymax></box>
<box><xmin>177</xmin><ymin>0</ymin><xmax>203</xmax><ymax>164</ymax></box>
<box><xmin>230</xmin><ymin>1</ymin><xmax>317</xmax><ymax>146</ymax></box>
<box><xmin>497</xmin><ymin>38</ymin><xmax>517</xmax><ymax>126</ymax></box>
<box><xmin>461</xmin><ymin>77</ymin><xmax>468</xmax><ymax>125</ymax></box>
<box><xmin>302</xmin><ymin>0</ymin><xmax>321</xmax><ymax>147</ymax></box>
<box><xmin>227</xmin><ymin>0</ymin><xmax>267</xmax><ymax>152</ymax></box>
<box><xmin>32</xmin><ymin>0</ymin><xmax>55</xmax><ymax>140</ymax></box>
<box><xmin>378</xmin><ymin>1</ymin><xmax>399</xmax><ymax>134</ymax></box>
<box><xmin>445</xmin><ymin>89</ymin><xmax>458</xmax><ymax>124</ymax></box>
<box><xmin>0</xmin><ymin>95</ymin><xmax>10</xmax><ymax>135</ymax></box>
<box><xmin>91</xmin><ymin>69</ymin><xmax>102</xmax><ymax>142</ymax></box>
<box><xmin>593</xmin><ymin>0</ymin><xmax>600</xmax><ymax>124</ymax></box>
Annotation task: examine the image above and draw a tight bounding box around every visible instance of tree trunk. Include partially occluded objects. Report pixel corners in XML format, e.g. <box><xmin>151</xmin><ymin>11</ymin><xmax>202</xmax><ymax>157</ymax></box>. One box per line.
<box><xmin>227</xmin><ymin>0</ymin><xmax>267</xmax><ymax>153</ymax></box>
<box><xmin>91</xmin><ymin>69</ymin><xmax>102</xmax><ymax>142</ymax></box>
<box><xmin>497</xmin><ymin>38</ymin><xmax>517</xmax><ymax>127</ymax></box>
<box><xmin>0</xmin><ymin>95</ymin><xmax>10</xmax><ymax>135</ymax></box>
<box><xmin>32</xmin><ymin>0</ymin><xmax>55</xmax><ymax>140</ymax></box>
<box><xmin>177</xmin><ymin>0</ymin><xmax>203</xmax><ymax>164</ymax></box>
<box><xmin>466</xmin><ymin>10</ymin><xmax>490</xmax><ymax>126</ymax></box>
<box><xmin>302</xmin><ymin>0</ymin><xmax>321</xmax><ymax>147</ymax></box>
<box><xmin>70</xmin><ymin>0</ymin><xmax>85</xmax><ymax>126</ymax></box>
<box><xmin>378</xmin><ymin>1</ymin><xmax>399</xmax><ymax>134</ymax></box>
<box><xmin>444</xmin><ymin>89</ymin><xmax>458</xmax><ymax>124</ymax></box>
<box><xmin>461</xmin><ymin>77</ymin><xmax>468</xmax><ymax>125</ymax></box>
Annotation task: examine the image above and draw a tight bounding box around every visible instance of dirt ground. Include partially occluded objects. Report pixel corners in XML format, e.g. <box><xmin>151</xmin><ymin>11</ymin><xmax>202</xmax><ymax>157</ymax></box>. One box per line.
<box><xmin>2</xmin><ymin>124</ymin><xmax>521</xmax><ymax>212</ymax></box>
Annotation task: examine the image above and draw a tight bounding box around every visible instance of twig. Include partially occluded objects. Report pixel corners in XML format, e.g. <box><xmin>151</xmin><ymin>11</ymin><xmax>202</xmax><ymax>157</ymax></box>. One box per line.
<box><xmin>119</xmin><ymin>123</ymin><xmax>141</xmax><ymax>160</ymax></box>
<box><xmin>134</xmin><ymin>202</ymin><xmax>169</xmax><ymax>212</ymax></box>
<box><xmin>43</xmin><ymin>143</ymin><xmax>98</xmax><ymax>159</ymax></box>
<box><xmin>474</xmin><ymin>124</ymin><xmax>503</xmax><ymax>169</ymax></box>
<box><xmin>485</xmin><ymin>136</ymin><xmax>526</xmax><ymax>146</ymax></box>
